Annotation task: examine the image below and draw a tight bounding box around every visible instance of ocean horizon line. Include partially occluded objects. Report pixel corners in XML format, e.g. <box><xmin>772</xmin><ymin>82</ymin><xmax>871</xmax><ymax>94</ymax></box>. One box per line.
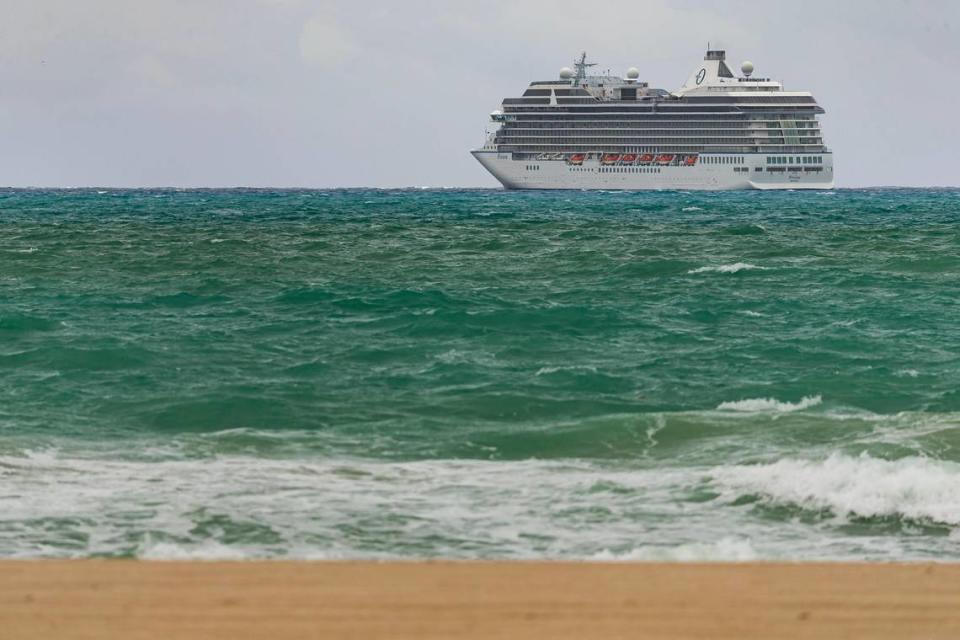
<box><xmin>1</xmin><ymin>184</ymin><xmax>958</xmax><ymax>191</ymax></box>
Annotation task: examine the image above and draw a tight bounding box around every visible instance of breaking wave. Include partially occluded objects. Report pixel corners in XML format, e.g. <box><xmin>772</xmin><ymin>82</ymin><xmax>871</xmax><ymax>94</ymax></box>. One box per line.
<box><xmin>716</xmin><ymin>395</ymin><xmax>822</xmax><ymax>413</ymax></box>
<box><xmin>711</xmin><ymin>454</ymin><xmax>960</xmax><ymax>526</ymax></box>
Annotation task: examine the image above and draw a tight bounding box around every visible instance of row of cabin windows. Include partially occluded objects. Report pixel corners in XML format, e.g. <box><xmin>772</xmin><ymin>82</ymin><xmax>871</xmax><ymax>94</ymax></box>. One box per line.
<box><xmin>501</xmin><ymin>129</ymin><xmax>821</xmax><ymax>137</ymax></box>
<box><xmin>703</xmin><ymin>156</ymin><xmax>745</xmax><ymax>165</ymax></box>
<box><xmin>503</xmin><ymin>106</ymin><xmax>822</xmax><ymax>114</ymax></box>
<box><xmin>502</xmin><ymin>126</ymin><xmax>821</xmax><ymax>134</ymax></box>
<box><xmin>599</xmin><ymin>167</ymin><xmax>662</xmax><ymax>174</ymax></box>
<box><xmin>505</xmin><ymin>117</ymin><xmax>823</xmax><ymax>127</ymax></box>
<box><xmin>525</xmin><ymin>165</ymin><xmax>541</xmax><ymax>171</ymax></box>
<box><xmin>505</xmin><ymin>147</ymin><xmax>808</xmax><ymax>154</ymax></box>
<box><xmin>500</xmin><ymin>135</ymin><xmax>824</xmax><ymax>143</ymax></box>
<box><xmin>499</xmin><ymin>137</ymin><xmax>816</xmax><ymax>146</ymax></box>
<box><xmin>505</xmin><ymin>144</ymin><xmax>824</xmax><ymax>153</ymax></box>
<box><xmin>767</xmin><ymin>156</ymin><xmax>824</xmax><ymax>165</ymax></box>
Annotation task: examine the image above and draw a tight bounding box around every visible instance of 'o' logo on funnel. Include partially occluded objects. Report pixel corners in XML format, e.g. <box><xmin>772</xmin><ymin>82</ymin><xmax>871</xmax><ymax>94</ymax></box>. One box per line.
<box><xmin>696</xmin><ymin>68</ymin><xmax>706</xmax><ymax>85</ymax></box>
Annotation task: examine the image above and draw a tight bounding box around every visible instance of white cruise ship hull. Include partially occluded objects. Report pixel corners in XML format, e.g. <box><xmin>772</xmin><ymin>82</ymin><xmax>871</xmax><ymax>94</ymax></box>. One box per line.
<box><xmin>472</xmin><ymin>151</ymin><xmax>834</xmax><ymax>191</ymax></box>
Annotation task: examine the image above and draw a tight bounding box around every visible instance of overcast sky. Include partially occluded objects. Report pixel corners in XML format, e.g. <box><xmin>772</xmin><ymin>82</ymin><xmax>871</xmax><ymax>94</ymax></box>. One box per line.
<box><xmin>1</xmin><ymin>0</ymin><xmax>957</xmax><ymax>188</ymax></box>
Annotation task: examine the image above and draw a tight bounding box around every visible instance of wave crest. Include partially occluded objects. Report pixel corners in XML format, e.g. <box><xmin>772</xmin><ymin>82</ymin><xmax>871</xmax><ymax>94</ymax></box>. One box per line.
<box><xmin>688</xmin><ymin>262</ymin><xmax>766</xmax><ymax>274</ymax></box>
<box><xmin>716</xmin><ymin>395</ymin><xmax>822</xmax><ymax>413</ymax></box>
<box><xmin>711</xmin><ymin>454</ymin><xmax>960</xmax><ymax>526</ymax></box>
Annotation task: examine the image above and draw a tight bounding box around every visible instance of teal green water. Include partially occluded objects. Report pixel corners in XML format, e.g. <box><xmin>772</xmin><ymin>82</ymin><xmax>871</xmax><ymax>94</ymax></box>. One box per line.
<box><xmin>2</xmin><ymin>188</ymin><xmax>960</xmax><ymax>560</ymax></box>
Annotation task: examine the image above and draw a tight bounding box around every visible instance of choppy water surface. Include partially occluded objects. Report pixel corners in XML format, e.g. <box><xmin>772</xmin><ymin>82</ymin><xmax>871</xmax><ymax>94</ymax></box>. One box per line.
<box><xmin>2</xmin><ymin>188</ymin><xmax>960</xmax><ymax>560</ymax></box>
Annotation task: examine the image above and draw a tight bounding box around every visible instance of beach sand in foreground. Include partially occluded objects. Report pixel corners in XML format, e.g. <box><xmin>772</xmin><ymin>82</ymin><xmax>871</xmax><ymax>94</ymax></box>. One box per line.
<box><xmin>3</xmin><ymin>561</ymin><xmax>959</xmax><ymax>639</ymax></box>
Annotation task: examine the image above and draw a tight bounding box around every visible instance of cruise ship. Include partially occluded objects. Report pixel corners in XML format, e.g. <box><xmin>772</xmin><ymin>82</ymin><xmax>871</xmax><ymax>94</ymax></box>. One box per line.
<box><xmin>471</xmin><ymin>49</ymin><xmax>833</xmax><ymax>190</ymax></box>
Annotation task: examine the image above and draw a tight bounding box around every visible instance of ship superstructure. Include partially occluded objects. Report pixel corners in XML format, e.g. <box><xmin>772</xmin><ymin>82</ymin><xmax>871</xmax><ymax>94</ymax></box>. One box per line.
<box><xmin>472</xmin><ymin>49</ymin><xmax>833</xmax><ymax>190</ymax></box>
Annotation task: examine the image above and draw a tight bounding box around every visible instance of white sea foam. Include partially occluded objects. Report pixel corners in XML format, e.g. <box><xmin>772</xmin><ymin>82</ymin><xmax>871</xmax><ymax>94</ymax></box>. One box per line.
<box><xmin>716</xmin><ymin>395</ymin><xmax>822</xmax><ymax>413</ymax></box>
<box><xmin>0</xmin><ymin>448</ymin><xmax>696</xmax><ymax>560</ymax></box>
<box><xmin>435</xmin><ymin>348</ymin><xmax>497</xmax><ymax>366</ymax></box>
<box><xmin>681</xmin><ymin>206</ymin><xmax>703</xmax><ymax>212</ymax></box>
<box><xmin>688</xmin><ymin>262</ymin><xmax>766</xmax><ymax>274</ymax></box>
<box><xmin>138</xmin><ymin>539</ymin><xmax>250</xmax><ymax>561</ymax></box>
<box><xmin>711</xmin><ymin>454</ymin><xmax>960</xmax><ymax>526</ymax></box>
<box><xmin>535</xmin><ymin>364</ymin><xmax>598</xmax><ymax>376</ymax></box>
<box><xmin>591</xmin><ymin>538</ymin><xmax>757</xmax><ymax>562</ymax></box>
<box><xmin>3</xmin><ymin>441</ymin><xmax>959</xmax><ymax>562</ymax></box>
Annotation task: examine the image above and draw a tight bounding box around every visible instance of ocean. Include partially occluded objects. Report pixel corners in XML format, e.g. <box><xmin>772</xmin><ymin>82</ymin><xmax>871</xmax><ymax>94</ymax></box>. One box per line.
<box><xmin>2</xmin><ymin>187</ymin><xmax>959</xmax><ymax>561</ymax></box>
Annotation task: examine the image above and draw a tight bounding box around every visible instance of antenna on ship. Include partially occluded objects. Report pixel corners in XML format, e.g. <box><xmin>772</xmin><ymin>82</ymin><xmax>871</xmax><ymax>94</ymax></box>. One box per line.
<box><xmin>573</xmin><ymin>52</ymin><xmax>596</xmax><ymax>86</ymax></box>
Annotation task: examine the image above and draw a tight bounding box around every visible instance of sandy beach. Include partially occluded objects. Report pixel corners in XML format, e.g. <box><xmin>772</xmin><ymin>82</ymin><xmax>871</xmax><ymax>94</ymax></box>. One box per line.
<box><xmin>2</xmin><ymin>561</ymin><xmax>959</xmax><ymax>639</ymax></box>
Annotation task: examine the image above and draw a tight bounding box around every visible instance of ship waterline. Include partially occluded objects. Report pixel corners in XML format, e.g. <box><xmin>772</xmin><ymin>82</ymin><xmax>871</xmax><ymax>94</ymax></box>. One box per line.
<box><xmin>472</xmin><ymin>49</ymin><xmax>833</xmax><ymax>190</ymax></box>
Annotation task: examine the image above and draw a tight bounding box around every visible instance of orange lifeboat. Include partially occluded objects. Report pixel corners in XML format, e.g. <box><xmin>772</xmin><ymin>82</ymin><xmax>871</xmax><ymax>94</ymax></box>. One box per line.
<box><xmin>656</xmin><ymin>154</ymin><xmax>675</xmax><ymax>165</ymax></box>
<box><xmin>621</xmin><ymin>154</ymin><xmax>638</xmax><ymax>164</ymax></box>
<box><xmin>568</xmin><ymin>153</ymin><xmax>586</xmax><ymax>165</ymax></box>
<box><xmin>683</xmin><ymin>155</ymin><xmax>698</xmax><ymax>166</ymax></box>
<box><xmin>601</xmin><ymin>154</ymin><xmax>621</xmax><ymax>165</ymax></box>
<box><xmin>639</xmin><ymin>154</ymin><xmax>654</xmax><ymax>164</ymax></box>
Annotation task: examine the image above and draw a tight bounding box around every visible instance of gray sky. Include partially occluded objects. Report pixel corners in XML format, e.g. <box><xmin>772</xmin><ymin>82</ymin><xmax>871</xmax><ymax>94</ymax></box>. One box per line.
<box><xmin>1</xmin><ymin>0</ymin><xmax>957</xmax><ymax>188</ymax></box>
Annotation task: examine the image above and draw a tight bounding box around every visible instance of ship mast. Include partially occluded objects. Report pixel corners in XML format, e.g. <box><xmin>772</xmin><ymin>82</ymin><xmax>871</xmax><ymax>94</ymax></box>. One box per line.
<box><xmin>573</xmin><ymin>52</ymin><xmax>596</xmax><ymax>87</ymax></box>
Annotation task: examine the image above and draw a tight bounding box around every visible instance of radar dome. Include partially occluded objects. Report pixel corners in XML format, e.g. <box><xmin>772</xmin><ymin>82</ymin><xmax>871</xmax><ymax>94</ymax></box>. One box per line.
<box><xmin>741</xmin><ymin>61</ymin><xmax>754</xmax><ymax>77</ymax></box>
<box><xmin>626</xmin><ymin>67</ymin><xmax>640</xmax><ymax>80</ymax></box>
<box><xmin>559</xmin><ymin>67</ymin><xmax>574</xmax><ymax>80</ymax></box>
